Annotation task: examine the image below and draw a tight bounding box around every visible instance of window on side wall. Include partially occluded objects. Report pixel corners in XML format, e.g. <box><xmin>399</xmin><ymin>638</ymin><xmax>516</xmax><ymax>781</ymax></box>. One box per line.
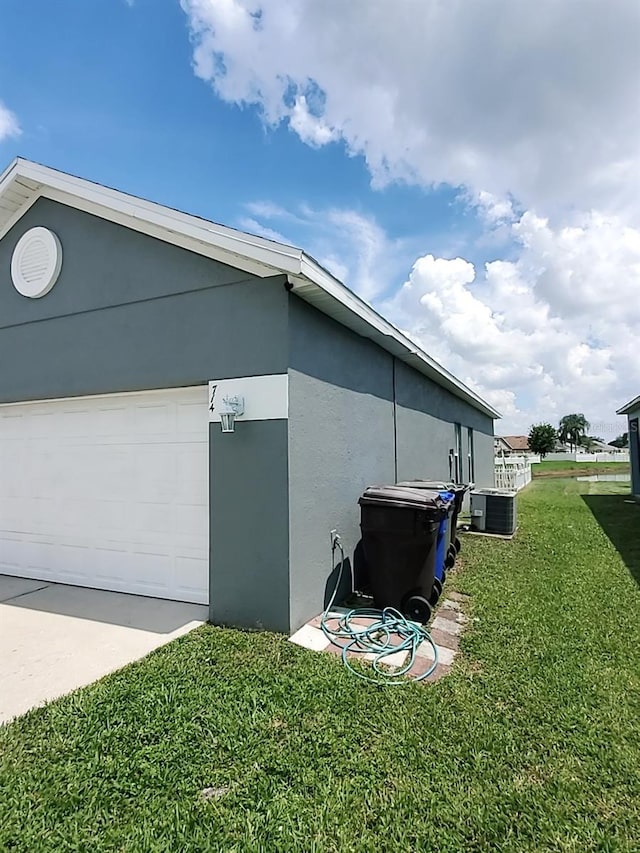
<box><xmin>454</xmin><ymin>422</ymin><xmax>463</xmax><ymax>482</ymax></box>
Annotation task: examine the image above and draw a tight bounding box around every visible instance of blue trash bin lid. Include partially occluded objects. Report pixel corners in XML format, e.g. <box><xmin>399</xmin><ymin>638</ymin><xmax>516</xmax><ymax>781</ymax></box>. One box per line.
<box><xmin>438</xmin><ymin>490</ymin><xmax>455</xmax><ymax>512</ymax></box>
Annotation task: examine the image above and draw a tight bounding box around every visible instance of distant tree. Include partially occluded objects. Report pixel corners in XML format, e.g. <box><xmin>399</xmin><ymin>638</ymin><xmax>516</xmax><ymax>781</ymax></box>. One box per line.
<box><xmin>610</xmin><ymin>432</ymin><xmax>629</xmax><ymax>448</ymax></box>
<box><xmin>558</xmin><ymin>413</ymin><xmax>590</xmax><ymax>452</ymax></box>
<box><xmin>528</xmin><ymin>423</ymin><xmax>557</xmax><ymax>458</ymax></box>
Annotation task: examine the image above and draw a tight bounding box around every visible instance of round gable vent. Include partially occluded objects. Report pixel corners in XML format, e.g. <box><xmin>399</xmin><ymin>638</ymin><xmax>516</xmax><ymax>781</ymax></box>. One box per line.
<box><xmin>11</xmin><ymin>227</ymin><xmax>63</xmax><ymax>298</ymax></box>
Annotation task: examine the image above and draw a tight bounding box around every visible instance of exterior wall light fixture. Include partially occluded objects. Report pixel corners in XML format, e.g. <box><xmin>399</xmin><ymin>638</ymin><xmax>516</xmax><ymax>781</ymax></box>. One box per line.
<box><xmin>219</xmin><ymin>396</ymin><xmax>245</xmax><ymax>433</ymax></box>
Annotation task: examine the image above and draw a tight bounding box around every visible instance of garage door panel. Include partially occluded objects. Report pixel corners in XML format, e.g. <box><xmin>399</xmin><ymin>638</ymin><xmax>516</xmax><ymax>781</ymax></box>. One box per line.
<box><xmin>50</xmin><ymin>499</ymin><xmax>90</xmax><ymax>533</ymax></box>
<box><xmin>18</xmin><ymin>538</ymin><xmax>59</xmax><ymax>576</ymax></box>
<box><xmin>175</xmin><ymin>445</ymin><xmax>208</xmax><ymax>502</ymax></box>
<box><xmin>0</xmin><ymin>387</ymin><xmax>209</xmax><ymax>604</ymax></box>
<box><xmin>91</xmin><ymin>500</ymin><xmax>128</xmax><ymax>533</ymax></box>
<box><xmin>177</xmin><ymin>400</ymin><xmax>206</xmax><ymax>432</ymax></box>
<box><xmin>175</xmin><ymin>554</ymin><xmax>209</xmax><ymax>603</ymax></box>
<box><xmin>97</xmin><ymin>451</ymin><xmax>131</xmax><ymax>499</ymax></box>
<box><xmin>131</xmin><ymin>501</ymin><xmax>171</xmax><ymax>536</ymax></box>
<box><xmin>48</xmin><ymin>543</ymin><xmax>89</xmax><ymax>580</ymax></box>
<box><xmin>3</xmin><ymin>499</ymin><xmax>36</xmax><ymax>531</ymax></box>
<box><xmin>0</xmin><ymin>411</ymin><xmax>23</xmax><ymax>438</ymax></box>
<box><xmin>93</xmin><ymin>404</ymin><xmax>129</xmax><ymax>436</ymax></box>
<box><xmin>0</xmin><ymin>499</ymin><xmax>18</xmax><ymax>528</ymax></box>
<box><xmin>174</xmin><ymin>503</ymin><xmax>209</xmax><ymax>540</ymax></box>
<box><xmin>0</xmin><ymin>535</ymin><xmax>24</xmax><ymax>572</ymax></box>
<box><xmin>93</xmin><ymin>546</ymin><xmax>128</xmax><ymax>584</ymax></box>
<box><xmin>133</xmin><ymin>445</ymin><xmax>173</xmax><ymax>498</ymax></box>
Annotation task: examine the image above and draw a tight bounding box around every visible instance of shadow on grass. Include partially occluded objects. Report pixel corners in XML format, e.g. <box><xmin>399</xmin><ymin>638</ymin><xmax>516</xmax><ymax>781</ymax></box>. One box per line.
<box><xmin>582</xmin><ymin>494</ymin><xmax>640</xmax><ymax>587</ymax></box>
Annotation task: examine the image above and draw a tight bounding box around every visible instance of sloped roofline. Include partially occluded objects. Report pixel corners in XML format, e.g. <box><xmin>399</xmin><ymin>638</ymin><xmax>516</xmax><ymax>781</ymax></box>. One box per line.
<box><xmin>0</xmin><ymin>157</ymin><xmax>500</xmax><ymax>419</ymax></box>
<box><xmin>617</xmin><ymin>395</ymin><xmax>640</xmax><ymax>415</ymax></box>
<box><xmin>498</xmin><ymin>435</ymin><xmax>529</xmax><ymax>449</ymax></box>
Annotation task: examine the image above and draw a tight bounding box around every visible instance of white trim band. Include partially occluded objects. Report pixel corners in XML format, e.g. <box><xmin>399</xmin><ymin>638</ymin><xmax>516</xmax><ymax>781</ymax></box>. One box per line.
<box><xmin>208</xmin><ymin>374</ymin><xmax>288</xmax><ymax>423</ymax></box>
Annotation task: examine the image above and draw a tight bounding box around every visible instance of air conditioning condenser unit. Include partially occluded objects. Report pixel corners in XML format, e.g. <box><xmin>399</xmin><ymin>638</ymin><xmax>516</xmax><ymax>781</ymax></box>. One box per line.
<box><xmin>470</xmin><ymin>488</ymin><xmax>517</xmax><ymax>535</ymax></box>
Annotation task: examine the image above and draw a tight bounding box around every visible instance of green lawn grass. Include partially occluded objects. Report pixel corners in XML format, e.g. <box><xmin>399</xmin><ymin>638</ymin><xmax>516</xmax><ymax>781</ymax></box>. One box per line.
<box><xmin>2</xmin><ymin>480</ymin><xmax>640</xmax><ymax>852</ymax></box>
<box><xmin>532</xmin><ymin>459</ymin><xmax>630</xmax><ymax>477</ymax></box>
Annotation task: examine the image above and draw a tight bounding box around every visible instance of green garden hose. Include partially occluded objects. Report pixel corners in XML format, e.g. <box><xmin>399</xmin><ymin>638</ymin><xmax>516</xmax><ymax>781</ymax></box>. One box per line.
<box><xmin>320</xmin><ymin>537</ymin><xmax>438</xmax><ymax>685</ymax></box>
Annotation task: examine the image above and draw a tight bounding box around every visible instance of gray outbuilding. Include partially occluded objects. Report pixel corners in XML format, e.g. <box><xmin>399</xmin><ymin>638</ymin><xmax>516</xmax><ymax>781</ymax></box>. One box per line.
<box><xmin>616</xmin><ymin>396</ymin><xmax>640</xmax><ymax>500</ymax></box>
<box><xmin>0</xmin><ymin>159</ymin><xmax>499</xmax><ymax>634</ymax></box>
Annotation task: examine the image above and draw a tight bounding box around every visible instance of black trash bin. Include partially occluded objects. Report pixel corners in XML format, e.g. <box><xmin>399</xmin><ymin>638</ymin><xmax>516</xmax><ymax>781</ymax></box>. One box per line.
<box><xmin>358</xmin><ymin>485</ymin><xmax>448</xmax><ymax>623</ymax></box>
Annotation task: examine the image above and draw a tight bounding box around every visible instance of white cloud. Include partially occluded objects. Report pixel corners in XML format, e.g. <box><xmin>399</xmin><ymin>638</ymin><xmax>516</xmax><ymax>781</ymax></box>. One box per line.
<box><xmin>289</xmin><ymin>95</ymin><xmax>337</xmax><ymax>146</ymax></box>
<box><xmin>0</xmin><ymin>102</ymin><xmax>20</xmax><ymax>141</ymax></box>
<box><xmin>182</xmin><ymin>0</ymin><xmax>640</xmax><ymax>432</ymax></box>
<box><xmin>384</xmin><ymin>209</ymin><xmax>639</xmax><ymax>434</ymax></box>
<box><xmin>239</xmin><ymin>200</ymin><xmax>414</xmax><ymax>303</ymax></box>
<box><xmin>236</xmin><ymin>216</ymin><xmax>291</xmax><ymax>244</ymax></box>
<box><xmin>180</xmin><ymin>0</ymin><xmax>640</xmax><ymax>220</ymax></box>
<box><xmin>245</xmin><ymin>200</ymin><xmax>293</xmax><ymax>220</ymax></box>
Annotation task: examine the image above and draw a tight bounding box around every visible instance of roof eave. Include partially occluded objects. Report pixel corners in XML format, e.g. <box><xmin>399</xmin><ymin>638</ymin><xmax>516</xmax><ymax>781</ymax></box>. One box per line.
<box><xmin>0</xmin><ymin>156</ymin><xmax>20</xmax><ymax>187</ymax></box>
<box><xmin>5</xmin><ymin>158</ymin><xmax>305</xmax><ymax>271</ymax></box>
<box><xmin>617</xmin><ymin>395</ymin><xmax>640</xmax><ymax>415</ymax></box>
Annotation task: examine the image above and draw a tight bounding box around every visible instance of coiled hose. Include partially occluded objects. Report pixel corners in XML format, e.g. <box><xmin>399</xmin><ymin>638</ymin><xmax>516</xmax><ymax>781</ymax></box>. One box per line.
<box><xmin>320</xmin><ymin>537</ymin><xmax>438</xmax><ymax>685</ymax></box>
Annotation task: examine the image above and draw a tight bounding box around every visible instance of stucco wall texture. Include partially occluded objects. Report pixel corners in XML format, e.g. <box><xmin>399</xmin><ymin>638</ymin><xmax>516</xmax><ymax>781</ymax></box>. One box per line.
<box><xmin>626</xmin><ymin>409</ymin><xmax>640</xmax><ymax>498</ymax></box>
<box><xmin>287</xmin><ymin>299</ymin><xmax>494</xmax><ymax>632</ymax></box>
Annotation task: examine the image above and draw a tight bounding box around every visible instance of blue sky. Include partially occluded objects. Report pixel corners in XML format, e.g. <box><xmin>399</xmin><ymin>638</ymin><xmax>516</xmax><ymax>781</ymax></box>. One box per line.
<box><xmin>1</xmin><ymin>0</ymin><xmax>639</xmax><ymax>436</ymax></box>
<box><xmin>0</xmin><ymin>0</ymin><xmax>471</xmax><ymax>251</ymax></box>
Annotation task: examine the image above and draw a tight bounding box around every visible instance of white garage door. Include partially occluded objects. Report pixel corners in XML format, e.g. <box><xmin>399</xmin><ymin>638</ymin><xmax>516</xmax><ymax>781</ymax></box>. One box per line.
<box><xmin>0</xmin><ymin>387</ymin><xmax>209</xmax><ymax>604</ymax></box>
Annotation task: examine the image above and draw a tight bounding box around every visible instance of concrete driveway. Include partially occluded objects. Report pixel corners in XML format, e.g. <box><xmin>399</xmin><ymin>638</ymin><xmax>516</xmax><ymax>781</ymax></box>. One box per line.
<box><xmin>0</xmin><ymin>574</ymin><xmax>208</xmax><ymax>724</ymax></box>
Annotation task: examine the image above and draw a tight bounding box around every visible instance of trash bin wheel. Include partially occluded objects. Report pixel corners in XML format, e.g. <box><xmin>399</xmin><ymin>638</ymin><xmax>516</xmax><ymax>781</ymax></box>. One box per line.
<box><xmin>454</xmin><ymin>535</ymin><xmax>462</xmax><ymax>553</ymax></box>
<box><xmin>445</xmin><ymin>545</ymin><xmax>456</xmax><ymax>569</ymax></box>
<box><xmin>402</xmin><ymin>593</ymin><xmax>432</xmax><ymax>624</ymax></box>
<box><xmin>429</xmin><ymin>578</ymin><xmax>442</xmax><ymax>607</ymax></box>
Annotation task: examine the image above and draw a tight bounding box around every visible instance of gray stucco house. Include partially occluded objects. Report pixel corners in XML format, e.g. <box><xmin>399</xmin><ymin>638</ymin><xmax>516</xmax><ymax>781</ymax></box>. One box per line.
<box><xmin>0</xmin><ymin>158</ymin><xmax>499</xmax><ymax>633</ymax></box>
<box><xmin>616</xmin><ymin>396</ymin><xmax>640</xmax><ymax>500</ymax></box>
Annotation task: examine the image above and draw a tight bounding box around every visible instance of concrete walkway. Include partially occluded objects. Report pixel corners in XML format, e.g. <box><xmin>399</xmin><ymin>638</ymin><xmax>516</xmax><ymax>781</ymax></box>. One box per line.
<box><xmin>0</xmin><ymin>575</ymin><xmax>208</xmax><ymax>725</ymax></box>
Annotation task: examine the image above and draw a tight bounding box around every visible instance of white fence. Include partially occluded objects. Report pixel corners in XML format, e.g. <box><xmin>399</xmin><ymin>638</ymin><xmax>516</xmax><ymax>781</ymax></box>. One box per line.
<box><xmin>493</xmin><ymin>449</ymin><xmax>629</xmax><ymax>491</ymax></box>
<box><xmin>540</xmin><ymin>451</ymin><xmax>630</xmax><ymax>463</ymax></box>
<box><xmin>494</xmin><ymin>458</ymin><xmax>532</xmax><ymax>491</ymax></box>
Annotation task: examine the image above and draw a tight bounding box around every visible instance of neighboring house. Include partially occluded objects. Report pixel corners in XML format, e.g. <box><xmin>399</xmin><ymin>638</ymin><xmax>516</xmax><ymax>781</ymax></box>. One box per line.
<box><xmin>576</xmin><ymin>439</ymin><xmax>623</xmax><ymax>453</ymax></box>
<box><xmin>616</xmin><ymin>396</ymin><xmax>640</xmax><ymax>500</ymax></box>
<box><xmin>0</xmin><ymin>159</ymin><xmax>499</xmax><ymax>634</ymax></box>
<box><xmin>495</xmin><ymin>435</ymin><xmax>530</xmax><ymax>455</ymax></box>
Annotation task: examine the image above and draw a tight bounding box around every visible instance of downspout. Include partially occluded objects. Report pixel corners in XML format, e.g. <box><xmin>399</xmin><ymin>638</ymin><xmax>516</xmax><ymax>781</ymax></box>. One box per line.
<box><xmin>392</xmin><ymin>357</ymin><xmax>398</xmax><ymax>482</ymax></box>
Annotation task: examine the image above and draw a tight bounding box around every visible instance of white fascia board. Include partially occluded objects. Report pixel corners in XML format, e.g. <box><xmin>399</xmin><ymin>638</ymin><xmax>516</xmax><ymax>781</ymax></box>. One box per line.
<box><xmin>0</xmin><ymin>157</ymin><xmax>20</xmax><ymax>191</ymax></box>
<box><xmin>0</xmin><ymin>160</ymin><xmax>40</xmax><ymax>205</ymax></box>
<box><xmin>0</xmin><ymin>192</ymin><xmax>42</xmax><ymax>241</ymax></box>
<box><xmin>0</xmin><ymin>160</ymin><xmax>43</xmax><ymax>240</ymax></box>
<box><xmin>295</xmin><ymin>254</ymin><xmax>501</xmax><ymax>419</ymax></box>
<box><xmin>10</xmin><ymin>159</ymin><xmax>305</xmax><ymax>279</ymax></box>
